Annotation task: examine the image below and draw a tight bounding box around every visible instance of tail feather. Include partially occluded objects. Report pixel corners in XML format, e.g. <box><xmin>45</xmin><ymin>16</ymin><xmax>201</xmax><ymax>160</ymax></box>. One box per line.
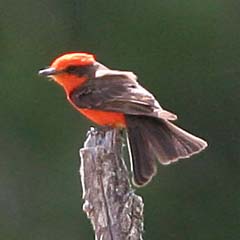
<box><xmin>125</xmin><ymin>115</ymin><xmax>207</xmax><ymax>186</ymax></box>
<box><xmin>126</xmin><ymin>124</ymin><xmax>157</xmax><ymax>186</ymax></box>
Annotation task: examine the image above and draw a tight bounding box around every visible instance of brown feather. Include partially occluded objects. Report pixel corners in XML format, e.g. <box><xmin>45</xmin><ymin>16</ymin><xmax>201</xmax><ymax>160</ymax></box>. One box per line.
<box><xmin>125</xmin><ymin>115</ymin><xmax>207</xmax><ymax>186</ymax></box>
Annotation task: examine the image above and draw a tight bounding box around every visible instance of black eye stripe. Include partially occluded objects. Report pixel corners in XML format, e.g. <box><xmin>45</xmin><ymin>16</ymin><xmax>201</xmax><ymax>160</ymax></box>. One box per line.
<box><xmin>65</xmin><ymin>64</ymin><xmax>96</xmax><ymax>77</ymax></box>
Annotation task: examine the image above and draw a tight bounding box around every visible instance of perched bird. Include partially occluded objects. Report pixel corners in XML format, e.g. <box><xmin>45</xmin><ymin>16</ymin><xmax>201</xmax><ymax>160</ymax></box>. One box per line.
<box><xmin>39</xmin><ymin>52</ymin><xmax>207</xmax><ymax>186</ymax></box>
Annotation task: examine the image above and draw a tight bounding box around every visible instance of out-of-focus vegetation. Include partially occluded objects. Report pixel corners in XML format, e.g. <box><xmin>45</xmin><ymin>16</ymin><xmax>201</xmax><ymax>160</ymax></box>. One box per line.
<box><xmin>1</xmin><ymin>1</ymin><xmax>239</xmax><ymax>239</ymax></box>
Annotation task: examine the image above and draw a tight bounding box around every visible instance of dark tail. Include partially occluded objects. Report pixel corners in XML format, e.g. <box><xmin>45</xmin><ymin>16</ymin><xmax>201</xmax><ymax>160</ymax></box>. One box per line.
<box><xmin>125</xmin><ymin>115</ymin><xmax>208</xmax><ymax>186</ymax></box>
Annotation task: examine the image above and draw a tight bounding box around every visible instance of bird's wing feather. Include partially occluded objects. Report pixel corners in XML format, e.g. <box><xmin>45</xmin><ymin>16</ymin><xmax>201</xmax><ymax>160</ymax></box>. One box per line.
<box><xmin>69</xmin><ymin>70</ymin><xmax>177</xmax><ymax>120</ymax></box>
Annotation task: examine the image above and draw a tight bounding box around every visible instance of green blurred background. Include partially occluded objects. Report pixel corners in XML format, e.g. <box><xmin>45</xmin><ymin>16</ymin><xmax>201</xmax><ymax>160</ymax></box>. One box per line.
<box><xmin>1</xmin><ymin>0</ymin><xmax>240</xmax><ymax>239</ymax></box>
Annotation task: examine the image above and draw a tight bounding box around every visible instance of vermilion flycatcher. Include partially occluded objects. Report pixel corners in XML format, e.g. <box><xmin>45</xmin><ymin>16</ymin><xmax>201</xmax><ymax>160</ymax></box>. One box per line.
<box><xmin>39</xmin><ymin>52</ymin><xmax>207</xmax><ymax>186</ymax></box>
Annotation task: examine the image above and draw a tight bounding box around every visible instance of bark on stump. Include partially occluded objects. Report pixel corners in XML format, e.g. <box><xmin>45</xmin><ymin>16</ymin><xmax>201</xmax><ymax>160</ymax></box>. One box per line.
<box><xmin>79</xmin><ymin>127</ymin><xmax>144</xmax><ymax>240</ymax></box>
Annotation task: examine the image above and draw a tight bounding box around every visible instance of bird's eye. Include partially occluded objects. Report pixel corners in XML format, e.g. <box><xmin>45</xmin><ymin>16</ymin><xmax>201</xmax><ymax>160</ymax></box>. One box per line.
<box><xmin>64</xmin><ymin>64</ymin><xmax>95</xmax><ymax>78</ymax></box>
<box><xmin>65</xmin><ymin>65</ymin><xmax>79</xmax><ymax>74</ymax></box>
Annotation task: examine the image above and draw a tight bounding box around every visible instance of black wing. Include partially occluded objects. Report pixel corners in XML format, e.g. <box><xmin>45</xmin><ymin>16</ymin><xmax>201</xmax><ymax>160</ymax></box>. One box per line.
<box><xmin>69</xmin><ymin>71</ymin><xmax>177</xmax><ymax>120</ymax></box>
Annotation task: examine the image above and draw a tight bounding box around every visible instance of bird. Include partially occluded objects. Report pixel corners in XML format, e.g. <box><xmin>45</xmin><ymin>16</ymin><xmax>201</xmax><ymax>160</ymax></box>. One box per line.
<box><xmin>39</xmin><ymin>52</ymin><xmax>207</xmax><ymax>186</ymax></box>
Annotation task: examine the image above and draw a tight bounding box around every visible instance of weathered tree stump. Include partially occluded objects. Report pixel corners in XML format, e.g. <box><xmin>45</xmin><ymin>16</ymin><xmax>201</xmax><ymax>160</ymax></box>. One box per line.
<box><xmin>79</xmin><ymin>127</ymin><xmax>144</xmax><ymax>240</ymax></box>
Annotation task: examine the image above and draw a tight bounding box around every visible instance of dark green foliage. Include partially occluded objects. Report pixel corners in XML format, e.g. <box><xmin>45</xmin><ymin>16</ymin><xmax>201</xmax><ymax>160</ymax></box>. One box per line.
<box><xmin>0</xmin><ymin>1</ymin><xmax>239</xmax><ymax>239</ymax></box>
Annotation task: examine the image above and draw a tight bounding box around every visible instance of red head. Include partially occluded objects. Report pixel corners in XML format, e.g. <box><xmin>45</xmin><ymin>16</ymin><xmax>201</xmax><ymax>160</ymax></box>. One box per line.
<box><xmin>39</xmin><ymin>52</ymin><xmax>96</xmax><ymax>92</ymax></box>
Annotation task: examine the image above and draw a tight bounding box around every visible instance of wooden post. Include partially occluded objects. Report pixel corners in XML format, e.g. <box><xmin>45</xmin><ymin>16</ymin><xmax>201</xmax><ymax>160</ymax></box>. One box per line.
<box><xmin>79</xmin><ymin>127</ymin><xmax>144</xmax><ymax>240</ymax></box>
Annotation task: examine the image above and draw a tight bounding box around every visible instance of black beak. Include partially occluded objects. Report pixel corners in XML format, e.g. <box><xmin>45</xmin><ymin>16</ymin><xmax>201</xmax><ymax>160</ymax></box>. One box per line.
<box><xmin>38</xmin><ymin>67</ymin><xmax>57</xmax><ymax>76</ymax></box>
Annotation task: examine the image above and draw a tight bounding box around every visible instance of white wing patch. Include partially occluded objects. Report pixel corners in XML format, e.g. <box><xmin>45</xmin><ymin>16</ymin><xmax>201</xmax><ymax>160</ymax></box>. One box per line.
<box><xmin>94</xmin><ymin>61</ymin><xmax>137</xmax><ymax>82</ymax></box>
